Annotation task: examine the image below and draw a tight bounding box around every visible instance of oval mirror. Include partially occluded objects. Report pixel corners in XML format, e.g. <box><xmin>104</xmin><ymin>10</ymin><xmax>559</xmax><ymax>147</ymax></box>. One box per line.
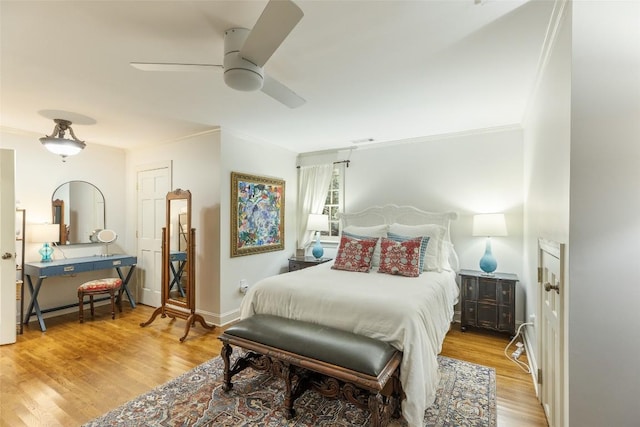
<box><xmin>51</xmin><ymin>181</ymin><xmax>105</xmax><ymax>244</ymax></box>
<box><xmin>96</xmin><ymin>229</ymin><xmax>117</xmax><ymax>243</ymax></box>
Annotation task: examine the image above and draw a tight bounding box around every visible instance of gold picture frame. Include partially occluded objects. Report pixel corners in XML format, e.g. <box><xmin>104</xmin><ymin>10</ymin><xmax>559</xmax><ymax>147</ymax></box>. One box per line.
<box><xmin>231</xmin><ymin>172</ymin><xmax>285</xmax><ymax>257</ymax></box>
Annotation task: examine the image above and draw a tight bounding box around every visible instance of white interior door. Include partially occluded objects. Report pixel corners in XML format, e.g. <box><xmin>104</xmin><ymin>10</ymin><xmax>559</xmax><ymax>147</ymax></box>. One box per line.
<box><xmin>0</xmin><ymin>149</ymin><xmax>17</xmax><ymax>345</ymax></box>
<box><xmin>538</xmin><ymin>238</ymin><xmax>565</xmax><ymax>427</ymax></box>
<box><xmin>137</xmin><ymin>163</ymin><xmax>170</xmax><ymax>307</ymax></box>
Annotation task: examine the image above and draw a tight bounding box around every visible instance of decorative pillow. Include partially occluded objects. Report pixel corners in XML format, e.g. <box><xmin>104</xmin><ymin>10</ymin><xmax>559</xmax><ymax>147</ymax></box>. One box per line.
<box><xmin>378</xmin><ymin>237</ymin><xmax>423</xmax><ymax>277</ymax></box>
<box><xmin>332</xmin><ymin>235</ymin><xmax>378</xmax><ymax>273</ymax></box>
<box><xmin>388</xmin><ymin>223</ymin><xmax>447</xmax><ymax>272</ymax></box>
<box><xmin>342</xmin><ymin>224</ymin><xmax>388</xmax><ymax>267</ymax></box>
<box><xmin>387</xmin><ymin>232</ymin><xmax>430</xmax><ymax>271</ymax></box>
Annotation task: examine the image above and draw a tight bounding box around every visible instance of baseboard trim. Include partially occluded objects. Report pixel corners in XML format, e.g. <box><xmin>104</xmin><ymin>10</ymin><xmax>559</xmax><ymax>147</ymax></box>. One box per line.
<box><xmin>522</xmin><ymin>325</ymin><xmax>539</xmax><ymax>397</ymax></box>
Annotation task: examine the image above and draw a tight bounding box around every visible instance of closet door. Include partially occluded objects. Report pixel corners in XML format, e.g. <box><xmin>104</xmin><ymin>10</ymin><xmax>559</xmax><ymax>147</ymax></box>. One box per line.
<box><xmin>0</xmin><ymin>149</ymin><xmax>16</xmax><ymax>345</ymax></box>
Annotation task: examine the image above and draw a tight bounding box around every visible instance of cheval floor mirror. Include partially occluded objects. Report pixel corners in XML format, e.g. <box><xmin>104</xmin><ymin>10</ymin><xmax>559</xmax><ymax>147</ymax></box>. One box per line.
<box><xmin>140</xmin><ymin>188</ymin><xmax>214</xmax><ymax>342</ymax></box>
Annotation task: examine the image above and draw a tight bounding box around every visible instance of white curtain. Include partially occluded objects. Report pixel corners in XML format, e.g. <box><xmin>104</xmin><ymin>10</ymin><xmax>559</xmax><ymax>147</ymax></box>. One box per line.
<box><xmin>296</xmin><ymin>164</ymin><xmax>334</xmax><ymax>250</ymax></box>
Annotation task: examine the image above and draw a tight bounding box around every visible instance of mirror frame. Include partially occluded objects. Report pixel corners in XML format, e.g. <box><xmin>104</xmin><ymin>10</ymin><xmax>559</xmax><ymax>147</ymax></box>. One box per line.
<box><xmin>163</xmin><ymin>188</ymin><xmax>193</xmax><ymax>310</ymax></box>
<box><xmin>51</xmin><ymin>180</ymin><xmax>105</xmax><ymax>245</ymax></box>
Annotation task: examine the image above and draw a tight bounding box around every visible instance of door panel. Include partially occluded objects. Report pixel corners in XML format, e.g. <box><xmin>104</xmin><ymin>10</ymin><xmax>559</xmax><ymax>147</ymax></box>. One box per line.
<box><xmin>137</xmin><ymin>164</ymin><xmax>170</xmax><ymax>307</ymax></box>
<box><xmin>0</xmin><ymin>149</ymin><xmax>16</xmax><ymax>345</ymax></box>
<box><xmin>538</xmin><ymin>238</ymin><xmax>565</xmax><ymax>427</ymax></box>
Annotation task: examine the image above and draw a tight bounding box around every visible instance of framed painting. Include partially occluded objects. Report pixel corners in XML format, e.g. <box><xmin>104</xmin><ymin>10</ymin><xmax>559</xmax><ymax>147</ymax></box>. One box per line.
<box><xmin>231</xmin><ymin>172</ymin><xmax>285</xmax><ymax>257</ymax></box>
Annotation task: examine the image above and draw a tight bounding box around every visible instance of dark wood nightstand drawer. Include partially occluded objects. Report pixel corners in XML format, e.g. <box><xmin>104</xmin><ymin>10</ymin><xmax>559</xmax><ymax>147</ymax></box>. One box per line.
<box><xmin>288</xmin><ymin>256</ymin><xmax>332</xmax><ymax>272</ymax></box>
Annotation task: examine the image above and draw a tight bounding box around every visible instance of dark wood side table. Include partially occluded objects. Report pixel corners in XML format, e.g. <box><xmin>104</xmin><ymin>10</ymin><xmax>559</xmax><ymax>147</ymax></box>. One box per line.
<box><xmin>288</xmin><ymin>256</ymin><xmax>332</xmax><ymax>272</ymax></box>
<box><xmin>459</xmin><ymin>269</ymin><xmax>518</xmax><ymax>336</ymax></box>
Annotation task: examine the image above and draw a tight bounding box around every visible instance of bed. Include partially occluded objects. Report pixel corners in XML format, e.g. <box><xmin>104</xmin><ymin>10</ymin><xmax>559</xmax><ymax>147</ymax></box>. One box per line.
<box><xmin>239</xmin><ymin>205</ymin><xmax>460</xmax><ymax>427</ymax></box>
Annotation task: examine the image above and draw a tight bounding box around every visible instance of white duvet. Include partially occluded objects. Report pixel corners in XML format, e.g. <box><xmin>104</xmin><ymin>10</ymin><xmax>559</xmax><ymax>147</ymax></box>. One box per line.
<box><xmin>239</xmin><ymin>261</ymin><xmax>459</xmax><ymax>427</ymax></box>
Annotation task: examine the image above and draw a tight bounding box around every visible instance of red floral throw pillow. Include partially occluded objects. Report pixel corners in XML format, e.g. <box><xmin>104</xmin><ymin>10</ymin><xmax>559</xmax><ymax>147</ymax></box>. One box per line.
<box><xmin>332</xmin><ymin>235</ymin><xmax>378</xmax><ymax>272</ymax></box>
<box><xmin>378</xmin><ymin>237</ymin><xmax>423</xmax><ymax>277</ymax></box>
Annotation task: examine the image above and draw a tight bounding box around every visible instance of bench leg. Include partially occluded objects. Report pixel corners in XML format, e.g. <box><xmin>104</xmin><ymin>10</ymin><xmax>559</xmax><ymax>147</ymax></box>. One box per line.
<box><xmin>368</xmin><ymin>393</ymin><xmax>384</xmax><ymax>427</ymax></box>
<box><xmin>281</xmin><ymin>362</ymin><xmax>296</xmax><ymax>419</ymax></box>
<box><xmin>221</xmin><ymin>343</ymin><xmax>233</xmax><ymax>391</ymax></box>
<box><xmin>220</xmin><ymin>344</ymin><xmax>265</xmax><ymax>392</ymax></box>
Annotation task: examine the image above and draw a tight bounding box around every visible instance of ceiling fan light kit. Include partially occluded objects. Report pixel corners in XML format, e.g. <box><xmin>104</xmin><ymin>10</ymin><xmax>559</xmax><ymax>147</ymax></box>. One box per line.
<box><xmin>40</xmin><ymin>118</ymin><xmax>86</xmax><ymax>161</ymax></box>
<box><xmin>223</xmin><ymin>28</ymin><xmax>264</xmax><ymax>92</ymax></box>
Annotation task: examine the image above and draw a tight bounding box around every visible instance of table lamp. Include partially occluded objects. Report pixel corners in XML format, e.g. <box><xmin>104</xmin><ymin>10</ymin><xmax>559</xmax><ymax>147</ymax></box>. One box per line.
<box><xmin>472</xmin><ymin>213</ymin><xmax>507</xmax><ymax>275</ymax></box>
<box><xmin>28</xmin><ymin>224</ymin><xmax>60</xmax><ymax>262</ymax></box>
<box><xmin>307</xmin><ymin>214</ymin><xmax>329</xmax><ymax>259</ymax></box>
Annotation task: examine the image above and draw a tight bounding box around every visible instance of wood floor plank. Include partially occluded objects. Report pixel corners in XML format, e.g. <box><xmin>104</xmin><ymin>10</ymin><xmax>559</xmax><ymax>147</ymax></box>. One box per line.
<box><xmin>1</xmin><ymin>305</ymin><xmax>547</xmax><ymax>426</ymax></box>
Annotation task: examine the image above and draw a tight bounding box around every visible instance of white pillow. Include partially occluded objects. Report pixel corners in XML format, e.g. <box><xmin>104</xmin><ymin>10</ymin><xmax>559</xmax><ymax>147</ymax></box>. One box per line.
<box><xmin>342</xmin><ymin>224</ymin><xmax>388</xmax><ymax>267</ymax></box>
<box><xmin>388</xmin><ymin>223</ymin><xmax>446</xmax><ymax>272</ymax></box>
<box><xmin>442</xmin><ymin>241</ymin><xmax>459</xmax><ymax>272</ymax></box>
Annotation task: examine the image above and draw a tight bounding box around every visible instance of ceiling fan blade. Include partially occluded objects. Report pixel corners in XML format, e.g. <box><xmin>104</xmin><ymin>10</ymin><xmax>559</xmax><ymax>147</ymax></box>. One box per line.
<box><xmin>130</xmin><ymin>62</ymin><xmax>223</xmax><ymax>72</ymax></box>
<box><xmin>261</xmin><ymin>74</ymin><xmax>305</xmax><ymax>108</ymax></box>
<box><xmin>240</xmin><ymin>0</ymin><xmax>303</xmax><ymax>67</ymax></box>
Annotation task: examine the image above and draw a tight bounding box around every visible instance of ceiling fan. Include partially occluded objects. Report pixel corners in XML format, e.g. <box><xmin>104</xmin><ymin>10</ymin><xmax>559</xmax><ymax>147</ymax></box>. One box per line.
<box><xmin>131</xmin><ymin>0</ymin><xmax>305</xmax><ymax>108</ymax></box>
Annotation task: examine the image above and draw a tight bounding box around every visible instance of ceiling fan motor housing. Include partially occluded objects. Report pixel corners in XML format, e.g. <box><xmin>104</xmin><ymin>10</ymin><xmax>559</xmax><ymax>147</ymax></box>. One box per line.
<box><xmin>224</xmin><ymin>28</ymin><xmax>264</xmax><ymax>91</ymax></box>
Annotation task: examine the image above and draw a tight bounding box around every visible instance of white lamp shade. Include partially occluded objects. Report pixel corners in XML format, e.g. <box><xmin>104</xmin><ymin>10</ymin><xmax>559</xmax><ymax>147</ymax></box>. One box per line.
<box><xmin>27</xmin><ymin>224</ymin><xmax>60</xmax><ymax>243</ymax></box>
<box><xmin>307</xmin><ymin>214</ymin><xmax>329</xmax><ymax>232</ymax></box>
<box><xmin>472</xmin><ymin>214</ymin><xmax>507</xmax><ymax>237</ymax></box>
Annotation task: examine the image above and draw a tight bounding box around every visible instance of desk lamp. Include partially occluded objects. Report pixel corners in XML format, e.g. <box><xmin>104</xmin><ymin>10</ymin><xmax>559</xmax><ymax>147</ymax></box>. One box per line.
<box><xmin>28</xmin><ymin>224</ymin><xmax>60</xmax><ymax>262</ymax></box>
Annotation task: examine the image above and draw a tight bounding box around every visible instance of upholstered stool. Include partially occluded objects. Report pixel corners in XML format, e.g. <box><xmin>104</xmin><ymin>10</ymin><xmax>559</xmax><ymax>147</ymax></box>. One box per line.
<box><xmin>78</xmin><ymin>278</ymin><xmax>123</xmax><ymax>323</ymax></box>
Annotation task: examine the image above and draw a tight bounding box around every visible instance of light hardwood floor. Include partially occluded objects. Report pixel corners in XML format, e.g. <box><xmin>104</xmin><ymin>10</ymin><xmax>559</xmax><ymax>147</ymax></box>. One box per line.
<box><xmin>1</xmin><ymin>304</ymin><xmax>547</xmax><ymax>426</ymax></box>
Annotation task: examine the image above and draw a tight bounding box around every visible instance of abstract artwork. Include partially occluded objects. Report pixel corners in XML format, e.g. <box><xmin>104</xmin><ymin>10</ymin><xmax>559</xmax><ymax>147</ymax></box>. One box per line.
<box><xmin>231</xmin><ymin>172</ymin><xmax>285</xmax><ymax>257</ymax></box>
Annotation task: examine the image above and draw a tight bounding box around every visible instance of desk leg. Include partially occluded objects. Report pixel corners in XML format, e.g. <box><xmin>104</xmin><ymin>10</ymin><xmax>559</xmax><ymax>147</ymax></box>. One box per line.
<box><xmin>116</xmin><ymin>265</ymin><xmax>137</xmax><ymax>308</ymax></box>
<box><xmin>169</xmin><ymin>262</ymin><xmax>186</xmax><ymax>297</ymax></box>
<box><xmin>23</xmin><ymin>275</ymin><xmax>47</xmax><ymax>332</ymax></box>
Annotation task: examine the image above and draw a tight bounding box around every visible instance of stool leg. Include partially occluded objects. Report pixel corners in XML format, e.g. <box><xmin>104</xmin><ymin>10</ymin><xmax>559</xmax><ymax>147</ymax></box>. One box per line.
<box><xmin>78</xmin><ymin>292</ymin><xmax>84</xmax><ymax>323</ymax></box>
<box><xmin>117</xmin><ymin>287</ymin><xmax>123</xmax><ymax>313</ymax></box>
<box><xmin>110</xmin><ymin>289</ymin><xmax>116</xmax><ymax>319</ymax></box>
<box><xmin>90</xmin><ymin>295</ymin><xmax>95</xmax><ymax>317</ymax></box>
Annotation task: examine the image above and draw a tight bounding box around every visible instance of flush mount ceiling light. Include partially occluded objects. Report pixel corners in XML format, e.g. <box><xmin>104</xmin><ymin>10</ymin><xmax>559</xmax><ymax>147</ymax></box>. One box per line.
<box><xmin>40</xmin><ymin>119</ymin><xmax>86</xmax><ymax>161</ymax></box>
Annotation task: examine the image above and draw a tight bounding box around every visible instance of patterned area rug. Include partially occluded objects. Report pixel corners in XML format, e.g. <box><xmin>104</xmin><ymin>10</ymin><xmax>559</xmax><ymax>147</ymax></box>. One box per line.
<box><xmin>84</xmin><ymin>355</ymin><xmax>495</xmax><ymax>427</ymax></box>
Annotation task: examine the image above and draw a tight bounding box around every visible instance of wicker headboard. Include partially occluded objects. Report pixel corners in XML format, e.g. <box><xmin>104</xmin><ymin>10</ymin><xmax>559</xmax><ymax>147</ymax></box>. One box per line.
<box><xmin>339</xmin><ymin>204</ymin><xmax>458</xmax><ymax>240</ymax></box>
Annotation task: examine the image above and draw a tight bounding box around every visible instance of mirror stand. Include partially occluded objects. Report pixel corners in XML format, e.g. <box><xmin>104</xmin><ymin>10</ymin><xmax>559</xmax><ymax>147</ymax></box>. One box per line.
<box><xmin>140</xmin><ymin>189</ymin><xmax>214</xmax><ymax>342</ymax></box>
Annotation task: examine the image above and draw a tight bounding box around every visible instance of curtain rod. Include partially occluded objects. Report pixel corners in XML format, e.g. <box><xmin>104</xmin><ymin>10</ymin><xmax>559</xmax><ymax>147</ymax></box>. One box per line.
<box><xmin>297</xmin><ymin>160</ymin><xmax>350</xmax><ymax>169</ymax></box>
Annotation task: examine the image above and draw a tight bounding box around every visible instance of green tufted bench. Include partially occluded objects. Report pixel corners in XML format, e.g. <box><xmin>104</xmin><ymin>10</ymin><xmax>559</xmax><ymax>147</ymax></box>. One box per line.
<box><xmin>219</xmin><ymin>314</ymin><xmax>403</xmax><ymax>426</ymax></box>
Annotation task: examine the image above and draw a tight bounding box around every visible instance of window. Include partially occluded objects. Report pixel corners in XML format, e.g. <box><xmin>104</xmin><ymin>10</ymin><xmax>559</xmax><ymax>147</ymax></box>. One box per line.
<box><xmin>321</xmin><ymin>164</ymin><xmax>344</xmax><ymax>240</ymax></box>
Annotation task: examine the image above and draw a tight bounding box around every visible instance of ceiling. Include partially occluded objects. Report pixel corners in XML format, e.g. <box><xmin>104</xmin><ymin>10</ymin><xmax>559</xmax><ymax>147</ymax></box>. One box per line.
<box><xmin>0</xmin><ymin>0</ymin><xmax>555</xmax><ymax>154</ymax></box>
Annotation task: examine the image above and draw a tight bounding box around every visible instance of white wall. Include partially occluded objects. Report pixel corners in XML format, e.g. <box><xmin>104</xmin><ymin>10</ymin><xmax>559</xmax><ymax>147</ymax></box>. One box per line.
<box><xmin>126</xmin><ymin>130</ymin><xmax>222</xmax><ymax>320</ymax></box>
<box><xmin>521</xmin><ymin>2</ymin><xmax>571</xmax><ymax>386</ymax></box>
<box><xmin>0</xmin><ymin>129</ymin><xmax>127</xmax><ymax>315</ymax></box>
<box><xmin>327</xmin><ymin>129</ymin><xmax>526</xmax><ymax>319</ymax></box>
<box><xmin>569</xmin><ymin>2</ymin><xmax>640</xmax><ymax>425</ymax></box>
<box><xmin>219</xmin><ymin>130</ymin><xmax>298</xmax><ymax>324</ymax></box>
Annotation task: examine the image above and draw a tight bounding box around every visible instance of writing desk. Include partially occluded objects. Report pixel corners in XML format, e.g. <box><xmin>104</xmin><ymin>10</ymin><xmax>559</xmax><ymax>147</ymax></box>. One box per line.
<box><xmin>23</xmin><ymin>254</ymin><xmax>137</xmax><ymax>331</ymax></box>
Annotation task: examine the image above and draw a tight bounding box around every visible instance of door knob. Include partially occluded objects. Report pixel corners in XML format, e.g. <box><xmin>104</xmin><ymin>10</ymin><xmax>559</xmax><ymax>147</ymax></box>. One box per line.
<box><xmin>1</xmin><ymin>252</ymin><xmax>13</xmax><ymax>260</ymax></box>
<box><xmin>544</xmin><ymin>282</ymin><xmax>560</xmax><ymax>294</ymax></box>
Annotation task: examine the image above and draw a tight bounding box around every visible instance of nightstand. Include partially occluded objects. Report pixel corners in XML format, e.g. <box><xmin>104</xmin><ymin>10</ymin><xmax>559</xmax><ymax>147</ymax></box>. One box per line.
<box><xmin>288</xmin><ymin>256</ymin><xmax>332</xmax><ymax>272</ymax></box>
<box><xmin>459</xmin><ymin>269</ymin><xmax>518</xmax><ymax>336</ymax></box>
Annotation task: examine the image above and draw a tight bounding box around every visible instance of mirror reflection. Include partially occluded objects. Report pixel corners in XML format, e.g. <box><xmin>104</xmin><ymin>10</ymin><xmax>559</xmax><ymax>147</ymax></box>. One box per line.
<box><xmin>51</xmin><ymin>181</ymin><xmax>105</xmax><ymax>245</ymax></box>
<box><xmin>168</xmin><ymin>198</ymin><xmax>188</xmax><ymax>305</ymax></box>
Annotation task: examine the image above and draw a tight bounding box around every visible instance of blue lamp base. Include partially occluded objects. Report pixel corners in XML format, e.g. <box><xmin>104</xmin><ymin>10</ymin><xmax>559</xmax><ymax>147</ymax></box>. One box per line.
<box><xmin>39</xmin><ymin>243</ymin><xmax>54</xmax><ymax>263</ymax></box>
<box><xmin>479</xmin><ymin>238</ymin><xmax>497</xmax><ymax>275</ymax></box>
<box><xmin>311</xmin><ymin>232</ymin><xmax>324</xmax><ymax>259</ymax></box>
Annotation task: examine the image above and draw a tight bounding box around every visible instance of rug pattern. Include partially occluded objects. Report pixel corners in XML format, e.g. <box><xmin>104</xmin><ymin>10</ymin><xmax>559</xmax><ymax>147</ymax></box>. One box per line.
<box><xmin>84</xmin><ymin>355</ymin><xmax>495</xmax><ymax>427</ymax></box>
